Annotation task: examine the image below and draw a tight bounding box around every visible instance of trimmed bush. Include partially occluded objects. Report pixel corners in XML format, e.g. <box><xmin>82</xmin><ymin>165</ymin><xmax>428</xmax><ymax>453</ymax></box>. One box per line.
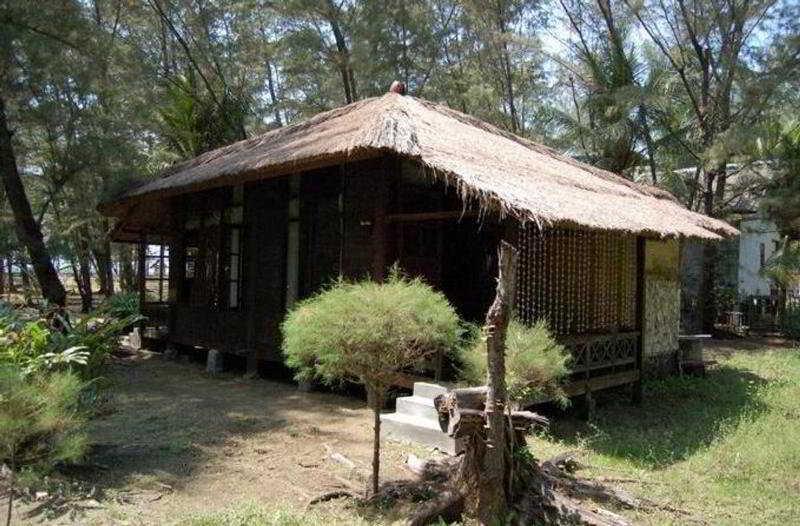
<box><xmin>459</xmin><ymin>319</ymin><xmax>571</xmax><ymax>405</ymax></box>
<box><xmin>282</xmin><ymin>271</ymin><xmax>462</xmax><ymax>493</ymax></box>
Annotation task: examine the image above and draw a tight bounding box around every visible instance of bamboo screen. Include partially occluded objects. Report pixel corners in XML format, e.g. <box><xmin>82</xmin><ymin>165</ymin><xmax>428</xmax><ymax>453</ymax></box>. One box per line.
<box><xmin>515</xmin><ymin>227</ymin><xmax>638</xmax><ymax>336</ymax></box>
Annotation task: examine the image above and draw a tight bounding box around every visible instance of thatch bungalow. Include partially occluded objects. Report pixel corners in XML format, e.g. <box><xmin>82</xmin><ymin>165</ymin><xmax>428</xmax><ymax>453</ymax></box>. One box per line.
<box><xmin>100</xmin><ymin>88</ymin><xmax>736</xmax><ymax>397</ymax></box>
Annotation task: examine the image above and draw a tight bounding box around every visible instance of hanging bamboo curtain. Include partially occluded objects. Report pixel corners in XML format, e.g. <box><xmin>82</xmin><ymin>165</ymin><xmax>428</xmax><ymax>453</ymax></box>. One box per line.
<box><xmin>515</xmin><ymin>226</ymin><xmax>637</xmax><ymax>336</ymax></box>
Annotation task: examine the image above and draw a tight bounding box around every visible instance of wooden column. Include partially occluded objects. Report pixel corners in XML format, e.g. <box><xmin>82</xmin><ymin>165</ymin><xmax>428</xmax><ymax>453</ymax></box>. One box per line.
<box><xmin>371</xmin><ymin>161</ymin><xmax>391</xmax><ymax>282</ymax></box>
<box><xmin>632</xmin><ymin>236</ymin><xmax>646</xmax><ymax>405</ymax></box>
<box><xmin>137</xmin><ymin>236</ymin><xmax>147</xmax><ymax>335</ymax></box>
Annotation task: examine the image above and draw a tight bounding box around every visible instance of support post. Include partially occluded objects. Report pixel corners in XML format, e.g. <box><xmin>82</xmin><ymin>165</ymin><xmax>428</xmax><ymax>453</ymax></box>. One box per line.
<box><xmin>632</xmin><ymin>237</ymin><xmax>646</xmax><ymax>405</ymax></box>
<box><xmin>371</xmin><ymin>167</ymin><xmax>389</xmax><ymax>282</ymax></box>
<box><xmin>137</xmin><ymin>236</ymin><xmax>147</xmax><ymax>337</ymax></box>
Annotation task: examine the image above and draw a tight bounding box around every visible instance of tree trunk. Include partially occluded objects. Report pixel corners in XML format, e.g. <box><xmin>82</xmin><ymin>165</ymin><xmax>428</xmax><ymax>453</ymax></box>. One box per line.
<box><xmin>326</xmin><ymin>0</ymin><xmax>356</xmax><ymax>103</ymax></box>
<box><xmin>372</xmin><ymin>404</ymin><xmax>381</xmax><ymax>496</ymax></box>
<box><xmin>18</xmin><ymin>258</ymin><xmax>31</xmax><ymax>295</ymax></box>
<box><xmin>6</xmin><ymin>448</ymin><xmax>14</xmax><ymax>526</ymax></box>
<box><xmin>93</xmin><ymin>236</ymin><xmax>114</xmax><ymax>297</ymax></box>
<box><xmin>73</xmin><ymin>237</ymin><xmax>94</xmax><ymax>313</ymax></box>
<box><xmin>265</xmin><ymin>59</ymin><xmax>283</xmax><ymax>126</ymax></box>
<box><xmin>479</xmin><ymin>236</ymin><xmax>519</xmax><ymax>525</ymax></box>
<box><xmin>367</xmin><ymin>387</ymin><xmax>384</xmax><ymax>496</ymax></box>
<box><xmin>699</xmin><ymin>163</ymin><xmax>727</xmax><ymax>332</ymax></box>
<box><xmin>0</xmin><ymin>96</ymin><xmax>66</xmax><ymax>307</ymax></box>
<box><xmin>118</xmin><ymin>244</ymin><xmax>136</xmax><ymax>293</ymax></box>
<box><xmin>6</xmin><ymin>257</ymin><xmax>16</xmax><ymax>292</ymax></box>
<box><xmin>0</xmin><ymin>256</ymin><xmax>5</xmax><ymax>296</ymax></box>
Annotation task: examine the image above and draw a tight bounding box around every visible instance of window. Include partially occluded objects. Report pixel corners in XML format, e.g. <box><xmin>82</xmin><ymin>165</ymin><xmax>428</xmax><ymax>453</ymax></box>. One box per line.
<box><xmin>224</xmin><ymin>186</ymin><xmax>244</xmax><ymax>309</ymax></box>
<box><xmin>143</xmin><ymin>238</ymin><xmax>170</xmax><ymax>303</ymax></box>
<box><xmin>180</xmin><ymin>186</ymin><xmax>244</xmax><ymax>309</ymax></box>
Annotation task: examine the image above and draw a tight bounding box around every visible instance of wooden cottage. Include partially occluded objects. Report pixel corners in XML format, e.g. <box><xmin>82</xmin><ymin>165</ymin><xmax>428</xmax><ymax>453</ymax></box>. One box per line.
<box><xmin>100</xmin><ymin>90</ymin><xmax>736</xmax><ymax>396</ymax></box>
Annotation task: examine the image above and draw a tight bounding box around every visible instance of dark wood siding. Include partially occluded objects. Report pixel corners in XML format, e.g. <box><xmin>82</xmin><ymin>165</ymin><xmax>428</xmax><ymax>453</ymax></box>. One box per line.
<box><xmin>247</xmin><ymin>178</ymin><xmax>288</xmax><ymax>360</ymax></box>
<box><xmin>342</xmin><ymin>159</ymin><xmax>387</xmax><ymax>279</ymax></box>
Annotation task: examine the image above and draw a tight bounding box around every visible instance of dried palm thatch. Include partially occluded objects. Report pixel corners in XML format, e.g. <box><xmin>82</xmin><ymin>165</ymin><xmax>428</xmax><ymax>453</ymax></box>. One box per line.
<box><xmin>101</xmin><ymin>92</ymin><xmax>736</xmax><ymax>239</ymax></box>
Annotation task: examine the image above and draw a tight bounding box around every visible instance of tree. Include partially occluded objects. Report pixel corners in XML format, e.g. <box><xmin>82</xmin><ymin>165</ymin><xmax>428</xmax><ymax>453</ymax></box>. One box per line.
<box><xmin>282</xmin><ymin>272</ymin><xmax>461</xmax><ymax>495</ymax></box>
<box><xmin>624</xmin><ymin>0</ymin><xmax>800</xmax><ymax>330</ymax></box>
<box><xmin>553</xmin><ymin>0</ymin><xmax>665</xmax><ymax>179</ymax></box>
<box><xmin>0</xmin><ymin>97</ymin><xmax>66</xmax><ymax>307</ymax></box>
<box><xmin>763</xmin><ymin>122</ymin><xmax>800</xmax><ymax>238</ymax></box>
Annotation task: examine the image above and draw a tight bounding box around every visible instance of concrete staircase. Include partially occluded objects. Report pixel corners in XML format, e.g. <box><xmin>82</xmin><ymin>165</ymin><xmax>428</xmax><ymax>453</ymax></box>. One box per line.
<box><xmin>381</xmin><ymin>382</ymin><xmax>463</xmax><ymax>454</ymax></box>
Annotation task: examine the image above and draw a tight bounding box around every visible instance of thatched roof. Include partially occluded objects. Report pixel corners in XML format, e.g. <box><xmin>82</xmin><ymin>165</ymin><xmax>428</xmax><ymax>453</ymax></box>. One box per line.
<box><xmin>102</xmin><ymin>92</ymin><xmax>736</xmax><ymax>240</ymax></box>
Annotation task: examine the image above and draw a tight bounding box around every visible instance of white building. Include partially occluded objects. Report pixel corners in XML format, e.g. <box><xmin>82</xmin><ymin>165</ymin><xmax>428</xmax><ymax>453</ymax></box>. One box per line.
<box><xmin>736</xmin><ymin>216</ymin><xmax>781</xmax><ymax>298</ymax></box>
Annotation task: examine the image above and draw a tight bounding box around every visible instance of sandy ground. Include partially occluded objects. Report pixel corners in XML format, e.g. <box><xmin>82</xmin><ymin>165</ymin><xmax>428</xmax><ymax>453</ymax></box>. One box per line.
<box><xmin>10</xmin><ymin>352</ymin><xmax>435</xmax><ymax>525</ymax></box>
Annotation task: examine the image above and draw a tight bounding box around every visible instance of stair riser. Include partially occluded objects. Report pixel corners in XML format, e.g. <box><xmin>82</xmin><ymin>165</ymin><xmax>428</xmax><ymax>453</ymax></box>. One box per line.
<box><xmin>413</xmin><ymin>382</ymin><xmax>448</xmax><ymax>399</ymax></box>
<box><xmin>396</xmin><ymin>397</ymin><xmax>441</xmax><ymax>421</ymax></box>
<box><xmin>381</xmin><ymin>419</ymin><xmax>462</xmax><ymax>454</ymax></box>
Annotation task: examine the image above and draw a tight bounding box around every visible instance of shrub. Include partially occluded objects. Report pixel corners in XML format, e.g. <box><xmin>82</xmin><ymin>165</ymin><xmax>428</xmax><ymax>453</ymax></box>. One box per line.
<box><xmin>0</xmin><ymin>303</ymin><xmax>140</xmax><ymax>379</ymax></box>
<box><xmin>50</xmin><ymin>313</ymin><xmax>141</xmax><ymax>378</ymax></box>
<box><xmin>97</xmin><ymin>291</ymin><xmax>140</xmax><ymax>320</ymax></box>
<box><xmin>0</xmin><ymin>365</ymin><xmax>89</xmax><ymax>520</ymax></box>
<box><xmin>459</xmin><ymin>319</ymin><xmax>571</xmax><ymax>405</ymax></box>
<box><xmin>781</xmin><ymin>305</ymin><xmax>800</xmax><ymax>341</ymax></box>
<box><xmin>282</xmin><ymin>271</ymin><xmax>462</xmax><ymax>494</ymax></box>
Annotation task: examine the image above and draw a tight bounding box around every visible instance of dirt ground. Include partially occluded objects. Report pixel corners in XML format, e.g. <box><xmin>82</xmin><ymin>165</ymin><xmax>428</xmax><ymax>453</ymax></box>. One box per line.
<box><xmin>11</xmin><ymin>352</ymin><xmax>435</xmax><ymax>525</ymax></box>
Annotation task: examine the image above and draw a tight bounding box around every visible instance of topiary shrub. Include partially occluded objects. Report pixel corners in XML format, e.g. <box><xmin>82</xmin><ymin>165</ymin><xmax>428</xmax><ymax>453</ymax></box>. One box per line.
<box><xmin>459</xmin><ymin>319</ymin><xmax>571</xmax><ymax>405</ymax></box>
<box><xmin>781</xmin><ymin>305</ymin><xmax>800</xmax><ymax>342</ymax></box>
<box><xmin>282</xmin><ymin>271</ymin><xmax>462</xmax><ymax>494</ymax></box>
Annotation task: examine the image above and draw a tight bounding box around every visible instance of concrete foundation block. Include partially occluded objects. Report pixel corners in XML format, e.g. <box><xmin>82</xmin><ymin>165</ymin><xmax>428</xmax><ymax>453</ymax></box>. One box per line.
<box><xmin>128</xmin><ymin>328</ymin><xmax>142</xmax><ymax>350</ymax></box>
<box><xmin>206</xmin><ymin>349</ymin><xmax>224</xmax><ymax>374</ymax></box>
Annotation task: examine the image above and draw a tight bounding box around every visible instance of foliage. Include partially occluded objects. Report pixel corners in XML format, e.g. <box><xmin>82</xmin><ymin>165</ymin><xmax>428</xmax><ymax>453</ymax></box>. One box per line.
<box><xmin>780</xmin><ymin>305</ymin><xmax>800</xmax><ymax>341</ymax></box>
<box><xmin>282</xmin><ymin>270</ymin><xmax>462</xmax><ymax>492</ymax></box>
<box><xmin>0</xmin><ymin>365</ymin><xmax>89</xmax><ymax>523</ymax></box>
<box><xmin>459</xmin><ymin>319</ymin><xmax>570</xmax><ymax>404</ymax></box>
<box><xmin>0</xmin><ymin>366</ymin><xmax>88</xmax><ymax>469</ymax></box>
<box><xmin>761</xmin><ymin>239</ymin><xmax>800</xmax><ymax>291</ymax></box>
<box><xmin>762</xmin><ymin>122</ymin><xmax>800</xmax><ymax>238</ymax></box>
<box><xmin>0</xmin><ymin>304</ymin><xmax>140</xmax><ymax>379</ymax></box>
<box><xmin>529</xmin><ymin>346</ymin><xmax>800</xmax><ymax>524</ymax></box>
<box><xmin>97</xmin><ymin>291</ymin><xmax>141</xmax><ymax>320</ymax></box>
<box><xmin>282</xmin><ymin>271</ymin><xmax>462</xmax><ymax>392</ymax></box>
<box><xmin>179</xmin><ymin>500</ymin><xmax>375</xmax><ymax>526</ymax></box>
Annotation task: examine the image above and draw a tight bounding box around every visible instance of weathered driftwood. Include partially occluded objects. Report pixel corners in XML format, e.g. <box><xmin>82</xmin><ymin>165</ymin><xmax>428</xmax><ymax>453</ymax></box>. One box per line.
<box><xmin>433</xmin><ymin>388</ymin><xmax>550</xmax><ymax>439</ymax></box>
<box><xmin>404</xmin><ymin>452</ymin><xmax>643</xmax><ymax>526</ymax></box>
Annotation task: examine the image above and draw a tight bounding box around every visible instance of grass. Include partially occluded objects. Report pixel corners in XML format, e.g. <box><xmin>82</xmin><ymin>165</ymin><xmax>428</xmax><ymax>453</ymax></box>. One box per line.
<box><xmin>529</xmin><ymin>345</ymin><xmax>800</xmax><ymax>525</ymax></box>
<box><xmin>10</xmin><ymin>341</ymin><xmax>797</xmax><ymax>525</ymax></box>
<box><xmin>178</xmin><ymin>501</ymin><xmax>370</xmax><ymax>526</ymax></box>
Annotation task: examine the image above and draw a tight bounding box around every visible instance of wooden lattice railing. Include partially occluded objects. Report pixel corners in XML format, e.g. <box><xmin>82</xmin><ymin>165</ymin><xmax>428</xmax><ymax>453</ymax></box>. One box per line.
<box><xmin>559</xmin><ymin>331</ymin><xmax>639</xmax><ymax>375</ymax></box>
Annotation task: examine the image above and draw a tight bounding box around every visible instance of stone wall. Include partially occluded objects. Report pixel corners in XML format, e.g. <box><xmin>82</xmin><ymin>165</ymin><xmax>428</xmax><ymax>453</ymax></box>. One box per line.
<box><xmin>643</xmin><ymin>240</ymin><xmax>681</xmax><ymax>376</ymax></box>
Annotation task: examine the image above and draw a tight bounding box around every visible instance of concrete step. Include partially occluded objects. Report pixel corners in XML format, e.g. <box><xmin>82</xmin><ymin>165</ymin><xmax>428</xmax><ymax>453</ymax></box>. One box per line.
<box><xmin>380</xmin><ymin>412</ymin><xmax>462</xmax><ymax>454</ymax></box>
<box><xmin>396</xmin><ymin>395</ymin><xmax>440</xmax><ymax>422</ymax></box>
<box><xmin>413</xmin><ymin>382</ymin><xmax>448</xmax><ymax>400</ymax></box>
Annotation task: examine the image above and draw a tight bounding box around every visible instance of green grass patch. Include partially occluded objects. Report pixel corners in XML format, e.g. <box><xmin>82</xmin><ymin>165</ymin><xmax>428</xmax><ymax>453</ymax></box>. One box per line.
<box><xmin>530</xmin><ymin>347</ymin><xmax>800</xmax><ymax>524</ymax></box>
<box><xmin>179</xmin><ymin>501</ymin><xmax>373</xmax><ymax>526</ymax></box>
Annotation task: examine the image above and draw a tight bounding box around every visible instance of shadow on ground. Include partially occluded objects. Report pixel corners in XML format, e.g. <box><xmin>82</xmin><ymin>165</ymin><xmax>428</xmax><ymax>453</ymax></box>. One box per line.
<box><xmin>543</xmin><ymin>365</ymin><xmax>769</xmax><ymax>469</ymax></box>
<box><xmin>25</xmin><ymin>354</ymin><xmax>370</xmax><ymax>522</ymax></box>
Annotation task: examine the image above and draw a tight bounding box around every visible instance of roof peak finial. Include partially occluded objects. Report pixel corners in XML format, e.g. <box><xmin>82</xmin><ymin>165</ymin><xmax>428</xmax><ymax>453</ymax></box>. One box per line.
<box><xmin>389</xmin><ymin>80</ymin><xmax>406</xmax><ymax>95</ymax></box>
